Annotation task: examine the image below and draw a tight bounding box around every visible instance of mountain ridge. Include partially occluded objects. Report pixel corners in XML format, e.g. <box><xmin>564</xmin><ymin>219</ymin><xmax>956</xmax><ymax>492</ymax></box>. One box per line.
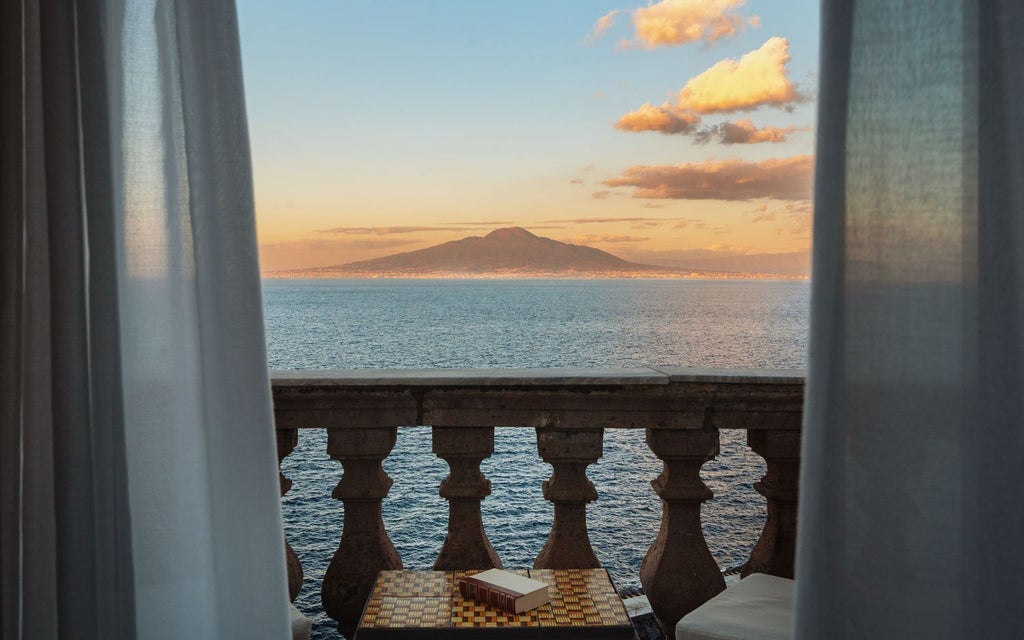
<box><xmin>271</xmin><ymin>227</ymin><xmax>676</xmax><ymax>277</ymax></box>
<box><xmin>263</xmin><ymin>227</ymin><xmax>808</xmax><ymax>279</ymax></box>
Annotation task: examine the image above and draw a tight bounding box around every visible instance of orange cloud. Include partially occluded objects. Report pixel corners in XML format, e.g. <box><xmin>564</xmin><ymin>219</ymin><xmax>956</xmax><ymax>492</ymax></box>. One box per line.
<box><xmin>748</xmin><ymin>201</ymin><xmax>813</xmax><ymax>231</ymax></box>
<box><xmin>673</xmin><ymin>219</ymin><xmax>706</xmax><ymax>229</ymax></box>
<box><xmin>544</xmin><ymin>216</ymin><xmax>680</xmax><ymax>224</ymax></box>
<box><xmin>587</xmin><ymin>10</ymin><xmax>621</xmax><ymax>44</ymax></box>
<box><xmin>615</xmin><ymin>102</ymin><xmax>701</xmax><ymax>134</ymax></box>
<box><xmin>318</xmin><ymin>226</ymin><xmax>475</xmax><ymax>235</ymax></box>
<box><xmin>569</xmin><ymin>178</ymin><xmax>586</xmax><ymax>185</ymax></box>
<box><xmin>631</xmin><ymin>0</ymin><xmax>754</xmax><ymax>48</ymax></box>
<box><xmin>695</xmin><ymin>118</ymin><xmax>800</xmax><ymax>144</ymax></box>
<box><xmin>444</xmin><ymin>220</ymin><xmax>516</xmax><ymax>226</ymax></box>
<box><xmin>569</xmin><ymin>234</ymin><xmax>650</xmax><ymax>244</ymax></box>
<box><xmin>604</xmin><ymin>155</ymin><xmax>814</xmax><ymax>201</ymax></box>
<box><xmin>706</xmin><ymin>243</ymin><xmax>750</xmax><ymax>253</ymax></box>
<box><xmin>677</xmin><ymin>37</ymin><xmax>804</xmax><ymax>114</ymax></box>
<box><xmin>614</xmin><ymin>38</ymin><xmax>806</xmax><ymax>139</ymax></box>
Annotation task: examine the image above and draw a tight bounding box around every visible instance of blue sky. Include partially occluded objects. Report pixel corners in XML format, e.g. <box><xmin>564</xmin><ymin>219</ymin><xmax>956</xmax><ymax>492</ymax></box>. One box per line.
<box><xmin>237</xmin><ymin>1</ymin><xmax>820</xmax><ymax>273</ymax></box>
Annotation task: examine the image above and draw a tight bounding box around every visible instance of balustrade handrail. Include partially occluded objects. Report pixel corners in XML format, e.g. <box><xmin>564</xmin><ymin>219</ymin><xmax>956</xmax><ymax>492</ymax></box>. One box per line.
<box><xmin>271</xmin><ymin>367</ymin><xmax>804</xmax><ymax>637</ymax></box>
<box><xmin>272</xmin><ymin>366</ymin><xmax>803</xmax><ymax>431</ymax></box>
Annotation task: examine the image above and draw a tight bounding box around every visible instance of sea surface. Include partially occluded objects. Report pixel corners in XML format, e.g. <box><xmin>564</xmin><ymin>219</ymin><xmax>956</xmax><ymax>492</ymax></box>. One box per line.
<box><xmin>264</xmin><ymin>278</ymin><xmax>809</xmax><ymax>639</ymax></box>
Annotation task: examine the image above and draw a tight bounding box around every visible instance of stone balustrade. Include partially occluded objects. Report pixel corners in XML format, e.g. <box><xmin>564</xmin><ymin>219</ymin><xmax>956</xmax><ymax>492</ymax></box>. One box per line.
<box><xmin>272</xmin><ymin>367</ymin><xmax>803</xmax><ymax>637</ymax></box>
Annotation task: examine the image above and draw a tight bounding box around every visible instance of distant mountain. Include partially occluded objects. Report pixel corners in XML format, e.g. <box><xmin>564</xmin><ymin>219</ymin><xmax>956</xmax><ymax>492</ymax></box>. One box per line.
<box><xmin>269</xmin><ymin>227</ymin><xmax>678</xmax><ymax>278</ymax></box>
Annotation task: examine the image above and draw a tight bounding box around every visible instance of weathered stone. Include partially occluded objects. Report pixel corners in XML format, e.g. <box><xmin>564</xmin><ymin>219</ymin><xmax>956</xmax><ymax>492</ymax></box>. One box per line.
<box><xmin>275</xmin><ymin>428</ymin><xmax>303</xmax><ymax>602</ymax></box>
<box><xmin>322</xmin><ymin>428</ymin><xmax>402</xmax><ymax>637</ymax></box>
<box><xmin>533</xmin><ymin>428</ymin><xmax>603</xmax><ymax>569</ymax></box>
<box><xmin>268</xmin><ymin>369</ymin><xmax>808</xmax><ymax>636</ymax></box>
<box><xmin>743</xmin><ymin>429</ymin><xmax>801</xmax><ymax>579</ymax></box>
<box><xmin>641</xmin><ymin>428</ymin><xmax>725</xmax><ymax>635</ymax></box>
<box><xmin>432</xmin><ymin>427</ymin><xmax>502</xmax><ymax>570</ymax></box>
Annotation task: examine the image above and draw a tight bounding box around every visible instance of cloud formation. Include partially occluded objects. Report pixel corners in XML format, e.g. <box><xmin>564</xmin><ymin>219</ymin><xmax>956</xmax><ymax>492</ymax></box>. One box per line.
<box><xmin>614</xmin><ymin>38</ymin><xmax>806</xmax><ymax>141</ymax></box>
<box><xmin>748</xmin><ymin>201</ymin><xmax>812</xmax><ymax>234</ymax></box>
<box><xmin>677</xmin><ymin>37</ymin><xmax>804</xmax><ymax>114</ymax></box>
<box><xmin>615</xmin><ymin>102</ymin><xmax>701</xmax><ymax>134</ymax></box>
<box><xmin>591</xmin><ymin>0</ymin><xmax>755</xmax><ymax>48</ymax></box>
<box><xmin>587</xmin><ymin>10</ymin><xmax>620</xmax><ymax>44</ymax></box>
<box><xmin>318</xmin><ymin>226</ymin><xmax>475</xmax><ymax>235</ymax></box>
<box><xmin>694</xmin><ymin>118</ymin><xmax>799</xmax><ymax>144</ymax></box>
<box><xmin>633</xmin><ymin>0</ymin><xmax>753</xmax><ymax>48</ymax></box>
<box><xmin>673</xmin><ymin>219</ymin><xmax>707</xmax><ymax>229</ymax></box>
<box><xmin>604</xmin><ymin>155</ymin><xmax>813</xmax><ymax>201</ymax></box>
<box><xmin>544</xmin><ymin>216</ymin><xmax>681</xmax><ymax>224</ymax></box>
<box><xmin>444</xmin><ymin>220</ymin><xmax>516</xmax><ymax>227</ymax></box>
<box><xmin>568</xmin><ymin>234</ymin><xmax>650</xmax><ymax>244</ymax></box>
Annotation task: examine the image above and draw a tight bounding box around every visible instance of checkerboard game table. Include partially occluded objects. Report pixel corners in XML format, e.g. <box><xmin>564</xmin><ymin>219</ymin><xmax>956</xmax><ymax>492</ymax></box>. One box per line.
<box><xmin>354</xmin><ymin>569</ymin><xmax>637</xmax><ymax>639</ymax></box>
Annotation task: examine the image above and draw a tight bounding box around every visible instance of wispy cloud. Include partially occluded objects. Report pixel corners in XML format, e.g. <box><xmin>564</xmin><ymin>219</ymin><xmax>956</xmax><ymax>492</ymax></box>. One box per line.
<box><xmin>591</xmin><ymin>0</ymin><xmax>756</xmax><ymax>48</ymax></box>
<box><xmin>747</xmin><ymin>201</ymin><xmax>813</xmax><ymax>234</ymax></box>
<box><xmin>673</xmin><ymin>219</ymin><xmax>707</xmax><ymax>229</ymax></box>
<box><xmin>695</xmin><ymin>118</ymin><xmax>800</xmax><ymax>144</ymax></box>
<box><xmin>317</xmin><ymin>226</ymin><xmax>473</xmax><ymax>235</ymax></box>
<box><xmin>587</xmin><ymin>10</ymin><xmax>621</xmax><ymax>44</ymax></box>
<box><xmin>677</xmin><ymin>37</ymin><xmax>806</xmax><ymax>114</ymax></box>
<box><xmin>591</xmin><ymin>190</ymin><xmax>622</xmax><ymax>199</ymax></box>
<box><xmin>614</xmin><ymin>102</ymin><xmax>701</xmax><ymax>134</ymax></box>
<box><xmin>567</xmin><ymin>234</ymin><xmax>650</xmax><ymax>244</ymax></box>
<box><xmin>569</xmin><ymin>178</ymin><xmax>586</xmax><ymax>185</ymax></box>
<box><xmin>443</xmin><ymin>220</ymin><xmax>515</xmax><ymax>227</ymax></box>
<box><xmin>544</xmin><ymin>216</ymin><xmax>683</xmax><ymax>224</ymax></box>
<box><xmin>603</xmin><ymin>155</ymin><xmax>814</xmax><ymax>201</ymax></box>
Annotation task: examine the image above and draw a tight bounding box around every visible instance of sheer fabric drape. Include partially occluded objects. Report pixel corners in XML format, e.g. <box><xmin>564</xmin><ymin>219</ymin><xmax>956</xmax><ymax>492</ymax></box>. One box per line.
<box><xmin>797</xmin><ymin>1</ymin><xmax>1024</xmax><ymax>637</ymax></box>
<box><xmin>1</xmin><ymin>1</ymin><xmax>290</xmax><ymax>638</ymax></box>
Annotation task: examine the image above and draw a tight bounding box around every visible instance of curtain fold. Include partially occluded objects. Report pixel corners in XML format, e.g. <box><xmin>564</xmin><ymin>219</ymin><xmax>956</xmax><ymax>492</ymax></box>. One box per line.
<box><xmin>797</xmin><ymin>1</ymin><xmax>1024</xmax><ymax>637</ymax></box>
<box><xmin>1</xmin><ymin>0</ymin><xmax>290</xmax><ymax>638</ymax></box>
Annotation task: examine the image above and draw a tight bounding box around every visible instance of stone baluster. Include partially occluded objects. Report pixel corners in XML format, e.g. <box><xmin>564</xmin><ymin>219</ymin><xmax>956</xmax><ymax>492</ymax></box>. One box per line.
<box><xmin>743</xmin><ymin>429</ymin><xmax>801</xmax><ymax>578</ymax></box>
<box><xmin>322</xmin><ymin>428</ymin><xmax>402</xmax><ymax>637</ymax></box>
<box><xmin>533</xmin><ymin>428</ymin><xmax>603</xmax><ymax>569</ymax></box>
<box><xmin>276</xmin><ymin>429</ymin><xmax>304</xmax><ymax>602</ymax></box>
<box><xmin>432</xmin><ymin>427</ymin><xmax>502</xmax><ymax>570</ymax></box>
<box><xmin>641</xmin><ymin>429</ymin><xmax>725</xmax><ymax>634</ymax></box>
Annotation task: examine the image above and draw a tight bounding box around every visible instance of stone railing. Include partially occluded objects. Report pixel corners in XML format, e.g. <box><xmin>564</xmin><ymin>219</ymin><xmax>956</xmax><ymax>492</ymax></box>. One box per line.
<box><xmin>272</xmin><ymin>367</ymin><xmax>804</xmax><ymax>636</ymax></box>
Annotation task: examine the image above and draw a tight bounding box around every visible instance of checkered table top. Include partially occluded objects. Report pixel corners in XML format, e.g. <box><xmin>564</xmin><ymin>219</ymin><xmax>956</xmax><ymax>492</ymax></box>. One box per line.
<box><xmin>356</xmin><ymin>569</ymin><xmax>635</xmax><ymax>639</ymax></box>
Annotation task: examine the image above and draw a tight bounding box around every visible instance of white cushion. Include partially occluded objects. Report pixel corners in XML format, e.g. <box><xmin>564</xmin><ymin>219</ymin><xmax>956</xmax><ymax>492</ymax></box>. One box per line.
<box><xmin>676</xmin><ymin>573</ymin><xmax>794</xmax><ymax>640</ymax></box>
<box><xmin>289</xmin><ymin>603</ymin><xmax>312</xmax><ymax>640</ymax></box>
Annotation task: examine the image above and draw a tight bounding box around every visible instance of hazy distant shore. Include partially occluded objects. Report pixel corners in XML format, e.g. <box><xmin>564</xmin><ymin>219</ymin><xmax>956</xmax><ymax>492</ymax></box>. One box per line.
<box><xmin>262</xmin><ymin>228</ymin><xmax>809</xmax><ymax>281</ymax></box>
<box><xmin>261</xmin><ymin>270</ymin><xmax>808</xmax><ymax>281</ymax></box>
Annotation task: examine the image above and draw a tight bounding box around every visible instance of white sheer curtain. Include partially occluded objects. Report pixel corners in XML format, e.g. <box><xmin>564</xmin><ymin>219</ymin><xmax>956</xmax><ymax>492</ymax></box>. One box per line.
<box><xmin>797</xmin><ymin>1</ymin><xmax>1023</xmax><ymax>638</ymax></box>
<box><xmin>1</xmin><ymin>1</ymin><xmax>290</xmax><ymax>638</ymax></box>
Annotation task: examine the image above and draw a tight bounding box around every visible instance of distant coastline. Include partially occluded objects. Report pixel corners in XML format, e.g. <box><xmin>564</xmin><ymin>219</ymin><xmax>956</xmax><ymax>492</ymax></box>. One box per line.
<box><xmin>261</xmin><ymin>270</ymin><xmax>808</xmax><ymax>281</ymax></box>
<box><xmin>262</xmin><ymin>227</ymin><xmax>808</xmax><ymax>281</ymax></box>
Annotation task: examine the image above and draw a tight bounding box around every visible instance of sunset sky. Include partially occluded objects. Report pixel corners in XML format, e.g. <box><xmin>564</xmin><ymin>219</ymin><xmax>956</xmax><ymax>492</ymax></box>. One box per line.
<box><xmin>237</xmin><ymin>0</ymin><xmax>819</xmax><ymax>274</ymax></box>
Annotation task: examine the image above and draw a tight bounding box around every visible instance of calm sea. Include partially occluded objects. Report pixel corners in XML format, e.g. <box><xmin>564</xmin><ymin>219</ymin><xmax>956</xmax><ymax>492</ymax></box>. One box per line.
<box><xmin>263</xmin><ymin>278</ymin><xmax>809</xmax><ymax>639</ymax></box>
